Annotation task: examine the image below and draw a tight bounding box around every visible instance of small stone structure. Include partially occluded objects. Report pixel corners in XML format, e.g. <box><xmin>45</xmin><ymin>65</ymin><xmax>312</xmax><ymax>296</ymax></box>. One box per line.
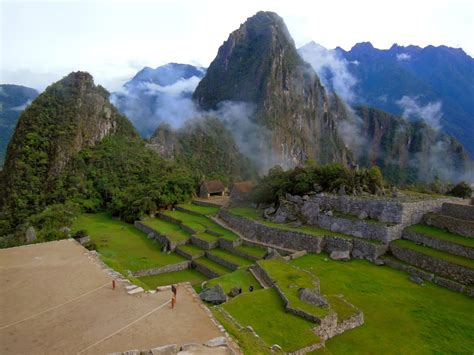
<box><xmin>229</xmin><ymin>181</ymin><xmax>254</xmax><ymax>203</ymax></box>
<box><xmin>200</xmin><ymin>180</ymin><xmax>226</xmax><ymax>199</ymax></box>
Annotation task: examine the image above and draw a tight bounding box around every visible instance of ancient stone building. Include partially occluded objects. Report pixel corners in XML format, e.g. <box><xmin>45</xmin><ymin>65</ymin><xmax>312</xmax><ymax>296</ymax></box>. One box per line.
<box><xmin>199</xmin><ymin>180</ymin><xmax>226</xmax><ymax>199</ymax></box>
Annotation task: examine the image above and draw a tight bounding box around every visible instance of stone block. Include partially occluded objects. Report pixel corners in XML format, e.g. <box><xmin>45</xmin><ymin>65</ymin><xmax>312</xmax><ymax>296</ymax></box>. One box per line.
<box><xmin>330</xmin><ymin>250</ymin><xmax>350</xmax><ymax>261</ymax></box>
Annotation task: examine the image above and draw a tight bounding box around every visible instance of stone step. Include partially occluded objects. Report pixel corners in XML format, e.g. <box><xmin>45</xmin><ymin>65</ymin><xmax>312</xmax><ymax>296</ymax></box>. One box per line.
<box><xmin>381</xmin><ymin>256</ymin><xmax>474</xmax><ymax>298</ymax></box>
<box><xmin>193</xmin><ymin>257</ymin><xmax>233</xmax><ymax>278</ymax></box>
<box><xmin>127</xmin><ymin>286</ymin><xmax>144</xmax><ymax>295</ymax></box>
<box><xmin>175</xmin><ymin>244</ymin><xmax>206</xmax><ymax>260</ymax></box>
<box><xmin>403</xmin><ymin>225</ymin><xmax>474</xmax><ymax>259</ymax></box>
<box><xmin>389</xmin><ymin>239</ymin><xmax>474</xmax><ymax>285</ymax></box>
<box><xmin>205</xmin><ymin>249</ymin><xmax>254</xmax><ymax>270</ymax></box>
<box><xmin>424</xmin><ymin>213</ymin><xmax>474</xmax><ymax>238</ymax></box>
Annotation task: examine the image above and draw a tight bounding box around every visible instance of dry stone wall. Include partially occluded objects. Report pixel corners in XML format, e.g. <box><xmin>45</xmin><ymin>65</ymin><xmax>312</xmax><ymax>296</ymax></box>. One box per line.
<box><xmin>205</xmin><ymin>251</ymin><xmax>239</xmax><ymax>271</ymax></box>
<box><xmin>219</xmin><ymin>210</ymin><xmax>388</xmax><ymax>261</ymax></box>
<box><xmin>134</xmin><ymin>221</ymin><xmax>187</xmax><ymax>251</ymax></box>
<box><xmin>424</xmin><ymin>213</ymin><xmax>474</xmax><ymax>238</ymax></box>
<box><xmin>129</xmin><ymin>261</ymin><xmax>191</xmax><ymax>277</ymax></box>
<box><xmin>441</xmin><ymin>203</ymin><xmax>474</xmax><ymax>221</ymax></box>
<box><xmin>390</xmin><ymin>244</ymin><xmax>474</xmax><ymax>285</ymax></box>
<box><xmin>403</xmin><ymin>230</ymin><xmax>474</xmax><ymax>259</ymax></box>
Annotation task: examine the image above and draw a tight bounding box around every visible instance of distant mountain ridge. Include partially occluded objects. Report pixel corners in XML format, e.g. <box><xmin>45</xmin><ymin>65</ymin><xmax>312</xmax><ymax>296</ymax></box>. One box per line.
<box><xmin>299</xmin><ymin>41</ymin><xmax>474</xmax><ymax>157</ymax></box>
<box><xmin>112</xmin><ymin>63</ymin><xmax>206</xmax><ymax>137</ymax></box>
<box><xmin>0</xmin><ymin>84</ymin><xmax>39</xmax><ymax>167</ymax></box>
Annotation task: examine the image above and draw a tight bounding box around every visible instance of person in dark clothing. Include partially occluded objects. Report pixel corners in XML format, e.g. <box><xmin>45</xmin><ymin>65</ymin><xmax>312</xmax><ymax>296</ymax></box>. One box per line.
<box><xmin>249</xmin><ymin>285</ymin><xmax>254</xmax><ymax>292</ymax></box>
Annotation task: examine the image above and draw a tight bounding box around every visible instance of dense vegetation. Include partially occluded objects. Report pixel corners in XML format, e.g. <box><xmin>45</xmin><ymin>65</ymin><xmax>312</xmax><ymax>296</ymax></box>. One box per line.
<box><xmin>251</xmin><ymin>163</ymin><xmax>385</xmax><ymax>204</ymax></box>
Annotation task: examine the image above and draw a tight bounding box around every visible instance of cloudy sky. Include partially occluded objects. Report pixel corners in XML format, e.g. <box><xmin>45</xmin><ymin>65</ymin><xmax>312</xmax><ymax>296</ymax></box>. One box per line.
<box><xmin>1</xmin><ymin>0</ymin><xmax>473</xmax><ymax>91</ymax></box>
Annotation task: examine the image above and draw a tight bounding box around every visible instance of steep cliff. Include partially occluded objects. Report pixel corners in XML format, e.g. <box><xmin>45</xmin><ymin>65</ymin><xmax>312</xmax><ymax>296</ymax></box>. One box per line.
<box><xmin>193</xmin><ymin>11</ymin><xmax>348</xmax><ymax>168</ymax></box>
<box><xmin>355</xmin><ymin>106</ymin><xmax>471</xmax><ymax>184</ymax></box>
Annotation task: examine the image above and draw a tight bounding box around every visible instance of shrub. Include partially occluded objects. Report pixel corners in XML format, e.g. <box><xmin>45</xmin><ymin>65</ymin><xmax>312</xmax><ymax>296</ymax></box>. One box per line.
<box><xmin>449</xmin><ymin>181</ymin><xmax>472</xmax><ymax>199</ymax></box>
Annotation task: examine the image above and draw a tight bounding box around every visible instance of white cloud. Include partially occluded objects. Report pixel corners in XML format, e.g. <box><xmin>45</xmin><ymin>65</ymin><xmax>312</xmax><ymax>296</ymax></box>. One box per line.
<box><xmin>396</xmin><ymin>53</ymin><xmax>411</xmax><ymax>61</ymax></box>
<box><xmin>397</xmin><ymin>96</ymin><xmax>443</xmax><ymax>130</ymax></box>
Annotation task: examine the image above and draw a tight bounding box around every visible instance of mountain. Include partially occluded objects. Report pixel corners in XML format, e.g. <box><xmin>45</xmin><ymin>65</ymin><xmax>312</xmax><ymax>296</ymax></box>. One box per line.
<box><xmin>299</xmin><ymin>41</ymin><xmax>474</xmax><ymax>157</ymax></box>
<box><xmin>149</xmin><ymin>117</ymin><xmax>257</xmax><ymax>184</ymax></box>
<box><xmin>111</xmin><ymin>63</ymin><xmax>206</xmax><ymax>137</ymax></box>
<box><xmin>354</xmin><ymin>106</ymin><xmax>471</xmax><ymax>184</ymax></box>
<box><xmin>0</xmin><ymin>84</ymin><xmax>39</xmax><ymax>167</ymax></box>
<box><xmin>0</xmin><ymin>72</ymin><xmax>137</xmax><ymax>224</ymax></box>
<box><xmin>193</xmin><ymin>11</ymin><xmax>349</xmax><ymax>169</ymax></box>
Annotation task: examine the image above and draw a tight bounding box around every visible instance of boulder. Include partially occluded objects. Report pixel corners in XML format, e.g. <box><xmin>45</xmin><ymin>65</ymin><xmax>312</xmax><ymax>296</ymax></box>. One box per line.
<box><xmin>228</xmin><ymin>287</ymin><xmax>240</xmax><ymax>298</ymax></box>
<box><xmin>205</xmin><ymin>337</ymin><xmax>227</xmax><ymax>347</ymax></box>
<box><xmin>271</xmin><ymin>344</ymin><xmax>282</xmax><ymax>351</ymax></box>
<box><xmin>330</xmin><ymin>250</ymin><xmax>350</xmax><ymax>261</ymax></box>
<box><xmin>263</xmin><ymin>206</ymin><xmax>276</xmax><ymax>218</ymax></box>
<box><xmin>263</xmin><ymin>248</ymin><xmax>281</xmax><ymax>260</ymax></box>
<box><xmin>77</xmin><ymin>236</ymin><xmax>91</xmax><ymax>246</ymax></box>
<box><xmin>351</xmin><ymin>249</ymin><xmax>364</xmax><ymax>259</ymax></box>
<box><xmin>150</xmin><ymin>344</ymin><xmax>178</xmax><ymax>354</ymax></box>
<box><xmin>298</xmin><ymin>288</ymin><xmax>328</xmax><ymax>307</ymax></box>
<box><xmin>25</xmin><ymin>226</ymin><xmax>36</xmax><ymax>243</ymax></box>
<box><xmin>199</xmin><ymin>285</ymin><xmax>227</xmax><ymax>304</ymax></box>
<box><xmin>409</xmin><ymin>274</ymin><xmax>425</xmax><ymax>286</ymax></box>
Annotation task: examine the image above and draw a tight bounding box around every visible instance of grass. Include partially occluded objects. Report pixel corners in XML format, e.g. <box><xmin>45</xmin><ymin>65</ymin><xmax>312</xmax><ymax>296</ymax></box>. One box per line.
<box><xmin>138</xmin><ymin>269</ymin><xmax>208</xmax><ymax>288</ymax></box>
<box><xmin>235</xmin><ymin>244</ymin><xmax>267</xmax><ymax>258</ymax></box>
<box><xmin>211</xmin><ymin>307</ymin><xmax>278</xmax><ymax>355</ymax></box>
<box><xmin>393</xmin><ymin>239</ymin><xmax>474</xmax><ymax>269</ymax></box>
<box><xmin>207</xmin><ymin>249</ymin><xmax>254</xmax><ymax>267</ymax></box>
<box><xmin>202</xmin><ymin>268</ymin><xmax>261</xmax><ymax>294</ymax></box>
<box><xmin>163</xmin><ymin>210</ymin><xmax>238</xmax><ymax>240</ymax></box>
<box><xmin>177</xmin><ymin>203</ymin><xmax>220</xmax><ymax>216</ymax></box>
<box><xmin>193</xmin><ymin>232</ymin><xmax>219</xmax><ymax>242</ymax></box>
<box><xmin>258</xmin><ymin>258</ymin><xmax>329</xmax><ymax>319</ymax></box>
<box><xmin>177</xmin><ymin>244</ymin><xmax>205</xmax><ymax>256</ymax></box>
<box><xmin>222</xmin><ymin>288</ymin><xmax>321</xmax><ymax>352</ymax></box>
<box><xmin>71</xmin><ymin>213</ymin><xmax>186</xmax><ymax>273</ymax></box>
<box><xmin>227</xmin><ymin>207</ymin><xmax>380</xmax><ymax>244</ymax></box>
<box><xmin>291</xmin><ymin>253</ymin><xmax>474</xmax><ymax>354</ymax></box>
<box><xmin>407</xmin><ymin>224</ymin><xmax>474</xmax><ymax>248</ymax></box>
<box><xmin>141</xmin><ymin>218</ymin><xmax>190</xmax><ymax>241</ymax></box>
<box><xmin>194</xmin><ymin>256</ymin><xmax>233</xmax><ymax>276</ymax></box>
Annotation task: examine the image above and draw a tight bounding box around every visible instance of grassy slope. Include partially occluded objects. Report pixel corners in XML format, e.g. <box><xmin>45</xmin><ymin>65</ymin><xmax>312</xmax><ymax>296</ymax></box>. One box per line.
<box><xmin>163</xmin><ymin>210</ymin><xmax>238</xmax><ymax>240</ymax></box>
<box><xmin>177</xmin><ymin>244</ymin><xmax>205</xmax><ymax>256</ymax></box>
<box><xmin>223</xmin><ymin>288</ymin><xmax>321</xmax><ymax>352</ymax></box>
<box><xmin>393</xmin><ymin>239</ymin><xmax>474</xmax><ymax>269</ymax></box>
<box><xmin>72</xmin><ymin>213</ymin><xmax>186</xmax><ymax>273</ymax></box>
<box><xmin>177</xmin><ymin>203</ymin><xmax>220</xmax><ymax>216</ymax></box>
<box><xmin>203</xmin><ymin>268</ymin><xmax>261</xmax><ymax>294</ymax></box>
<box><xmin>292</xmin><ymin>254</ymin><xmax>474</xmax><ymax>354</ymax></box>
<box><xmin>138</xmin><ymin>269</ymin><xmax>208</xmax><ymax>288</ymax></box>
<box><xmin>228</xmin><ymin>207</ymin><xmax>379</xmax><ymax>243</ymax></box>
<box><xmin>407</xmin><ymin>224</ymin><xmax>474</xmax><ymax>248</ymax></box>
<box><xmin>141</xmin><ymin>218</ymin><xmax>190</xmax><ymax>241</ymax></box>
<box><xmin>235</xmin><ymin>244</ymin><xmax>267</xmax><ymax>258</ymax></box>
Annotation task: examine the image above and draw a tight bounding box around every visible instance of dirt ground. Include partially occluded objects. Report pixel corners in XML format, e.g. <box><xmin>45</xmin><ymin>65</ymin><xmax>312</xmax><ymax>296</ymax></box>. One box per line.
<box><xmin>0</xmin><ymin>240</ymin><xmax>223</xmax><ymax>354</ymax></box>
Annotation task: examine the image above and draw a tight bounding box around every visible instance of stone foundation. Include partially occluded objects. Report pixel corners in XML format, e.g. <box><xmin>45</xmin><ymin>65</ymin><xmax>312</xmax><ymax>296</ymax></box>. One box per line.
<box><xmin>441</xmin><ymin>203</ymin><xmax>474</xmax><ymax>221</ymax></box>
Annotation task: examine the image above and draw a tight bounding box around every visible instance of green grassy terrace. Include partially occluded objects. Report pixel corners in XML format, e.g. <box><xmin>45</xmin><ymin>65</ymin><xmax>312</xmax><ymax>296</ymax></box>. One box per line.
<box><xmin>222</xmin><ymin>288</ymin><xmax>321</xmax><ymax>352</ymax></box>
<box><xmin>138</xmin><ymin>269</ymin><xmax>208</xmax><ymax>289</ymax></box>
<box><xmin>228</xmin><ymin>207</ymin><xmax>380</xmax><ymax>244</ymax></box>
<box><xmin>393</xmin><ymin>239</ymin><xmax>474</xmax><ymax>269</ymax></box>
<box><xmin>258</xmin><ymin>258</ymin><xmax>329</xmax><ymax>319</ymax></box>
<box><xmin>163</xmin><ymin>210</ymin><xmax>238</xmax><ymax>240</ymax></box>
<box><xmin>194</xmin><ymin>256</ymin><xmax>233</xmax><ymax>275</ymax></box>
<box><xmin>72</xmin><ymin>213</ymin><xmax>186</xmax><ymax>274</ymax></box>
<box><xmin>292</xmin><ymin>253</ymin><xmax>474</xmax><ymax>354</ymax></box>
<box><xmin>235</xmin><ymin>244</ymin><xmax>267</xmax><ymax>258</ymax></box>
<box><xmin>177</xmin><ymin>203</ymin><xmax>220</xmax><ymax>216</ymax></box>
<box><xmin>407</xmin><ymin>224</ymin><xmax>474</xmax><ymax>248</ymax></box>
<box><xmin>193</xmin><ymin>232</ymin><xmax>219</xmax><ymax>242</ymax></box>
<box><xmin>207</xmin><ymin>248</ymin><xmax>254</xmax><ymax>267</ymax></box>
<box><xmin>141</xmin><ymin>218</ymin><xmax>190</xmax><ymax>241</ymax></box>
<box><xmin>177</xmin><ymin>244</ymin><xmax>205</xmax><ymax>256</ymax></box>
<box><xmin>203</xmin><ymin>268</ymin><xmax>261</xmax><ymax>295</ymax></box>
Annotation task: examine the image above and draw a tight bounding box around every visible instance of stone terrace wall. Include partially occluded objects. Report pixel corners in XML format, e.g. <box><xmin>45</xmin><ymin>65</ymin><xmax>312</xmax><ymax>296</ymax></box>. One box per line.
<box><xmin>302</xmin><ymin>194</ymin><xmax>450</xmax><ymax>225</ymax></box>
<box><xmin>205</xmin><ymin>251</ymin><xmax>239</xmax><ymax>271</ymax></box>
<box><xmin>134</xmin><ymin>221</ymin><xmax>187</xmax><ymax>251</ymax></box>
<box><xmin>190</xmin><ymin>235</ymin><xmax>218</xmax><ymax>250</ymax></box>
<box><xmin>130</xmin><ymin>261</ymin><xmax>191</xmax><ymax>277</ymax></box>
<box><xmin>219</xmin><ymin>244</ymin><xmax>259</xmax><ymax>261</ymax></box>
<box><xmin>219</xmin><ymin>210</ymin><xmax>388</xmax><ymax>261</ymax></box>
<box><xmin>192</xmin><ymin>261</ymin><xmax>221</xmax><ymax>278</ymax></box>
<box><xmin>403</xmin><ymin>230</ymin><xmax>474</xmax><ymax>259</ymax></box>
<box><xmin>157</xmin><ymin>213</ymin><xmax>197</xmax><ymax>235</ymax></box>
<box><xmin>441</xmin><ymin>203</ymin><xmax>474</xmax><ymax>221</ymax></box>
<box><xmin>175</xmin><ymin>247</ymin><xmax>204</xmax><ymax>260</ymax></box>
<box><xmin>424</xmin><ymin>213</ymin><xmax>474</xmax><ymax>238</ymax></box>
<box><xmin>390</xmin><ymin>244</ymin><xmax>474</xmax><ymax>285</ymax></box>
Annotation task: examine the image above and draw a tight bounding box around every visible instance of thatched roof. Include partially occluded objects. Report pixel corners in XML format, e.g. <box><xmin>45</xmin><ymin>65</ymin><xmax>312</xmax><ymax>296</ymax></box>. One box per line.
<box><xmin>201</xmin><ymin>180</ymin><xmax>225</xmax><ymax>193</ymax></box>
<box><xmin>232</xmin><ymin>181</ymin><xmax>254</xmax><ymax>194</ymax></box>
